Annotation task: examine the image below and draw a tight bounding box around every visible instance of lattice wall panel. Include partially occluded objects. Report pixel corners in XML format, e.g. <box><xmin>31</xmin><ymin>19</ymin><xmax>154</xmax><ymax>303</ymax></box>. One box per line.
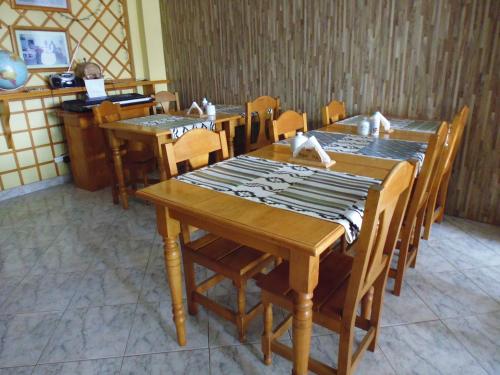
<box><xmin>0</xmin><ymin>0</ymin><xmax>133</xmax><ymax>85</ymax></box>
<box><xmin>0</xmin><ymin>0</ymin><xmax>135</xmax><ymax>191</ymax></box>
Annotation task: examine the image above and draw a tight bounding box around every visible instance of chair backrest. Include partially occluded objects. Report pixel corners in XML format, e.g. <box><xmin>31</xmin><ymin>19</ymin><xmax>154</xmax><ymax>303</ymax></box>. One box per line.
<box><xmin>270</xmin><ymin>110</ymin><xmax>308</xmax><ymax>142</ymax></box>
<box><xmin>321</xmin><ymin>100</ymin><xmax>346</xmax><ymax>126</ymax></box>
<box><xmin>154</xmin><ymin>91</ymin><xmax>180</xmax><ymax>113</ymax></box>
<box><xmin>427</xmin><ymin>107</ymin><xmax>469</xmax><ymax>202</ymax></box>
<box><xmin>245</xmin><ymin>96</ymin><xmax>280</xmax><ymax>152</ymax></box>
<box><xmin>343</xmin><ymin>161</ymin><xmax>416</xmax><ymax>319</ymax></box>
<box><xmin>92</xmin><ymin>101</ymin><xmax>121</xmax><ymax>125</ymax></box>
<box><xmin>407</xmin><ymin>121</ymin><xmax>448</xmax><ymax>219</ymax></box>
<box><xmin>162</xmin><ymin>128</ymin><xmax>229</xmax><ymax>177</ymax></box>
<box><xmin>444</xmin><ymin>106</ymin><xmax>469</xmax><ymax>174</ymax></box>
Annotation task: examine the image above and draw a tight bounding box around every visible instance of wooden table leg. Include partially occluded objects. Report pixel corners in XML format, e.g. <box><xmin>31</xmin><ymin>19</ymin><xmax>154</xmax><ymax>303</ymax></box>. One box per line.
<box><xmin>108</xmin><ymin>131</ymin><xmax>128</xmax><ymax>209</ymax></box>
<box><xmin>156</xmin><ymin>205</ymin><xmax>186</xmax><ymax>346</ymax></box>
<box><xmin>289</xmin><ymin>252</ymin><xmax>319</xmax><ymax>375</ymax></box>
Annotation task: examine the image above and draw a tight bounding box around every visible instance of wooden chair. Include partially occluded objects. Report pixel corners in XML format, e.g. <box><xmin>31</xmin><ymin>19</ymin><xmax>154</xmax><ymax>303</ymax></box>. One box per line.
<box><xmin>270</xmin><ymin>110</ymin><xmax>308</xmax><ymax>142</ymax></box>
<box><xmin>245</xmin><ymin>96</ymin><xmax>281</xmax><ymax>152</ymax></box>
<box><xmin>422</xmin><ymin>106</ymin><xmax>469</xmax><ymax>239</ymax></box>
<box><xmin>259</xmin><ymin>160</ymin><xmax>416</xmax><ymax>375</ymax></box>
<box><xmin>93</xmin><ymin>101</ymin><xmax>155</xmax><ymax>204</ymax></box>
<box><xmin>164</xmin><ymin>129</ymin><xmax>275</xmax><ymax>342</ymax></box>
<box><xmin>388</xmin><ymin>121</ymin><xmax>448</xmax><ymax>295</ymax></box>
<box><xmin>153</xmin><ymin>91</ymin><xmax>180</xmax><ymax>114</ymax></box>
<box><xmin>322</xmin><ymin>100</ymin><xmax>347</xmax><ymax>126</ymax></box>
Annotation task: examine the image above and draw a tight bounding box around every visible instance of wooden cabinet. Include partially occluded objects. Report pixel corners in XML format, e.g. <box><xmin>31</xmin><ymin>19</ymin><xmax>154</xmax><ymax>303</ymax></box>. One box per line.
<box><xmin>61</xmin><ymin>103</ymin><xmax>153</xmax><ymax>191</ymax></box>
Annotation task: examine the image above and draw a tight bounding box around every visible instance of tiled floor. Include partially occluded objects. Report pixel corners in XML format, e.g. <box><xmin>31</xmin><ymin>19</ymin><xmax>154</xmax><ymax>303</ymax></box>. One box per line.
<box><xmin>0</xmin><ymin>183</ymin><xmax>499</xmax><ymax>375</ymax></box>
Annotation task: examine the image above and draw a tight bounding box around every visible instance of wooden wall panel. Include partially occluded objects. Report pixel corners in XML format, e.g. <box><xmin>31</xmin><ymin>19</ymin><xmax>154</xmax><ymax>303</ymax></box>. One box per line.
<box><xmin>161</xmin><ymin>0</ymin><xmax>499</xmax><ymax>224</ymax></box>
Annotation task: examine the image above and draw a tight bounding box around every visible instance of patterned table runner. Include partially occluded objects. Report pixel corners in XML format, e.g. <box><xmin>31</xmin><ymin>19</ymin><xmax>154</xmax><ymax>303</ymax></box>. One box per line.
<box><xmin>121</xmin><ymin>114</ymin><xmax>215</xmax><ymax>139</ymax></box>
<box><xmin>278</xmin><ymin>130</ymin><xmax>427</xmax><ymax>167</ymax></box>
<box><xmin>176</xmin><ymin>155</ymin><xmax>381</xmax><ymax>243</ymax></box>
<box><xmin>336</xmin><ymin>115</ymin><xmax>440</xmax><ymax>133</ymax></box>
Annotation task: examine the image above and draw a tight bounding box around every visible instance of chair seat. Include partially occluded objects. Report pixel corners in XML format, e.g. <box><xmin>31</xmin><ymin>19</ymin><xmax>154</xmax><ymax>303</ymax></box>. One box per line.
<box><xmin>185</xmin><ymin>233</ymin><xmax>272</xmax><ymax>279</ymax></box>
<box><xmin>257</xmin><ymin>251</ymin><xmax>353</xmax><ymax>317</ymax></box>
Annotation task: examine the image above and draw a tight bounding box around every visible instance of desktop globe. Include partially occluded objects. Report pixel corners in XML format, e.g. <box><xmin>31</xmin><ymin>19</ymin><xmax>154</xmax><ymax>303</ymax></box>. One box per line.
<box><xmin>0</xmin><ymin>50</ymin><xmax>28</xmax><ymax>90</ymax></box>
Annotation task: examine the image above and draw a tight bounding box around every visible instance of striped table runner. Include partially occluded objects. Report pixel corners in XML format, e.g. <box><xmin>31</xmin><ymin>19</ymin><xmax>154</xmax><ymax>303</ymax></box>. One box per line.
<box><xmin>176</xmin><ymin>155</ymin><xmax>381</xmax><ymax>243</ymax></box>
<box><xmin>120</xmin><ymin>114</ymin><xmax>215</xmax><ymax>139</ymax></box>
<box><xmin>336</xmin><ymin>115</ymin><xmax>440</xmax><ymax>133</ymax></box>
<box><xmin>279</xmin><ymin>130</ymin><xmax>427</xmax><ymax>167</ymax></box>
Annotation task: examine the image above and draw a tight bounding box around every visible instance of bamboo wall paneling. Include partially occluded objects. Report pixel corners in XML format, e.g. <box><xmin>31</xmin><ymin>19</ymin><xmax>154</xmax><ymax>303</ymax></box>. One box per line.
<box><xmin>161</xmin><ymin>0</ymin><xmax>499</xmax><ymax>224</ymax></box>
<box><xmin>0</xmin><ymin>0</ymin><xmax>136</xmax><ymax>192</ymax></box>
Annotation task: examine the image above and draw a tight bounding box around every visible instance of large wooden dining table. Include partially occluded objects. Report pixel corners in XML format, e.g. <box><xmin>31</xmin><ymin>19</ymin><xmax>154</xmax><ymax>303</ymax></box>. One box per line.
<box><xmin>135</xmin><ymin>119</ymin><xmax>435</xmax><ymax>373</ymax></box>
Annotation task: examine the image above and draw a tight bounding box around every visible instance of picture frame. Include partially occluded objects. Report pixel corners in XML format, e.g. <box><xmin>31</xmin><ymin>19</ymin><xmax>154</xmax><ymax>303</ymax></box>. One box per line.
<box><xmin>12</xmin><ymin>26</ymin><xmax>72</xmax><ymax>71</ymax></box>
<box><xmin>10</xmin><ymin>0</ymin><xmax>71</xmax><ymax>13</ymax></box>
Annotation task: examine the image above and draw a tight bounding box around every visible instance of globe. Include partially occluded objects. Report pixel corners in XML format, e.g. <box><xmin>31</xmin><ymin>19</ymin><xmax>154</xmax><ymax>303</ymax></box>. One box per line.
<box><xmin>0</xmin><ymin>50</ymin><xmax>28</xmax><ymax>90</ymax></box>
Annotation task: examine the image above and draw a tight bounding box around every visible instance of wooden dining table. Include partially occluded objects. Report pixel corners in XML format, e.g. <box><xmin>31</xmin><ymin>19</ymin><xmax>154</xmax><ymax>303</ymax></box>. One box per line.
<box><xmin>100</xmin><ymin>111</ymin><xmax>241</xmax><ymax>209</ymax></box>
<box><xmin>135</xmin><ymin>119</ymin><xmax>436</xmax><ymax>373</ymax></box>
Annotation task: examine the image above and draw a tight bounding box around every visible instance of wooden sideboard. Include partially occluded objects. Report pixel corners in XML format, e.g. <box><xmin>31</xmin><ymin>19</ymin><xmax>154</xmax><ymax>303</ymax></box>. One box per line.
<box><xmin>61</xmin><ymin>102</ymin><xmax>154</xmax><ymax>191</ymax></box>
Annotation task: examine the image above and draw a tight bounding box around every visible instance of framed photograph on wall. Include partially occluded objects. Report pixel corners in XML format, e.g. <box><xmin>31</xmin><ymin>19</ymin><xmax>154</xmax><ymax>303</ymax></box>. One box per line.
<box><xmin>11</xmin><ymin>0</ymin><xmax>71</xmax><ymax>13</ymax></box>
<box><xmin>12</xmin><ymin>27</ymin><xmax>71</xmax><ymax>71</ymax></box>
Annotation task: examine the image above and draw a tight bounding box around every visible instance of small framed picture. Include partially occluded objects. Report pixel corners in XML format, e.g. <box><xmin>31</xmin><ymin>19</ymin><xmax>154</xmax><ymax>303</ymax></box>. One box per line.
<box><xmin>11</xmin><ymin>0</ymin><xmax>71</xmax><ymax>12</ymax></box>
<box><xmin>12</xmin><ymin>27</ymin><xmax>71</xmax><ymax>71</ymax></box>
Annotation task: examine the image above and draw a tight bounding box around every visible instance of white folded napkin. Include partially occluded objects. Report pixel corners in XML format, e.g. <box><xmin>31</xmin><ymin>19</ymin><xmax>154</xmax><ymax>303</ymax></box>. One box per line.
<box><xmin>293</xmin><ymin>136</ymin><xmax>332</xmax><ymax>164</ymax></box>
<box><xmin>187</xmin><ymin>101</ymin><xmax>203</xmax><ymax>115</ymax></box>
<box><xmin>373</xmin><ymin>111</ymin><xmax>391</xmax><ymax>131</ymax></box>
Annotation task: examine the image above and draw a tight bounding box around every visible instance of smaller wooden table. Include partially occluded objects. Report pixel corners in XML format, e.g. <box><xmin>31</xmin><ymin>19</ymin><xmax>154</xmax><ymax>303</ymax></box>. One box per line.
<box><xmin>331</xmin><ymin>115</ymin><xmax>441</xmax><ymax>143</ymax></box>
<box><xmin>100</xmin><ymin>112</ymin><xmax>241</xmax><ymax>208</ymax></box>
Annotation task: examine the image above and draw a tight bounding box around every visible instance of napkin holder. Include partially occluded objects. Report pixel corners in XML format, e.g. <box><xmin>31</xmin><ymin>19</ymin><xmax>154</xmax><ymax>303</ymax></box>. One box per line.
<box><xmin>289</xmin><ymin>147</ymin><xmax>336</xmax><ymax>168</ymax></box>
<box><xmin>186</xmin><ymin>101</ymin><xmax>208</xmax><ymax>118</ymax></box>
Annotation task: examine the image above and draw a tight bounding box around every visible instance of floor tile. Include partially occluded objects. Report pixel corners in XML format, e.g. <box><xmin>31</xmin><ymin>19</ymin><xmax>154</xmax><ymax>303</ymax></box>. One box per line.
<box><xmin>0</xmin><ymin>367</ymin><xmax>33</xmax><ymax>375</ymax></box>
<box><xmin>126</xmin><ymin>301</ymin><xmax>208</xmax><ymax>355</ymax></box>
<box><xmin>307</xmin><ymin>333</ymin><xmax>396</xmax><ymax>374</ymax></box>
<box><xmin>0</xmin><ymin>247</ymin><xmax>47</xmax><ymax>278</ymax></box>
<box><xmin>0</xmin><ymin>312</ymin><xmax>61</xmax><ymax>367</ymax></box>
<box><xmin>39</xmin><ymin>304</ymin><xmax>136</xmax><ymax>363</ymax></box>
<box><xmin>0</xmin><ymin>272</ymin><xmax>83</xmax><ymax>314</ymax></box>
<box><xmin>0</xmin><ymin>277</ymin><xmax>23</xmax><ymax>308</ymax></box>
<box><xmin>33</xmin><ymin>357</ymin><xmax>122</xmax><ymax>375</ymax></box>
<box><xmin>70</xmin><ymin>268</ymin><xmax>144</xmax><ymax>308</ymax></box>
<box><xmin>93</xmin><ymin>236</ymin><xmax>153</xmax><ymax>271</ymax></box>
<box><xmin>210</xmin><ymin>343</ymin><xmax>292</xmax><ymax>375</ymax></box>
<box><xmin>429</xmin><ymin>232</ymin><xmax>500</xmax><ymax>270</ymax></box>
<box><xmin>406</xmin><ymin>270</ymin><xmax>500</xmax><ymax>318</ymax></box>
<box><xmin>443</xmin><ymin>310</ymin><xmax>500</xmax><ymax>375</ymax></box>
<box><xmin>379</xmin><ymin>320</ymin><xmax>488</xmax><ymax>374</ymax></box>
<box><xmin>411</xmin><ymin>240</ymin><xmax>457</xmax><ymax>273</ymax></box>
<box><xmin>447</xmin><ymin>216</ymin><xmax>500</xmax><ymax>251</ymax></box>
<box><xmin>121</xmin><ymin>350</ymin><xmax>209</xmax><ymax>375</ymax></box>
<box><xmin>381</xmin><ymin>281</ymin><xmax>438</xmax><ymax>326</ymax></box>
<box><xmin>1</xmin><ymin>225</ymin><xmax>64</xmax><ymax>251</ymax></box>
<box><xmin>462</xmin><ymin>266</ymin><xmax>500</xmax><ymax>303</ymax></box>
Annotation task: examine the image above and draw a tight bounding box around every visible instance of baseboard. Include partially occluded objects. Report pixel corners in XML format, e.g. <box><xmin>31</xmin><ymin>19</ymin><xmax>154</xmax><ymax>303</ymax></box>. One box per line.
<box><xmin>0</xmin><ymin>175</ymin><xmax>72</xmax><ymax>202</ymax></box>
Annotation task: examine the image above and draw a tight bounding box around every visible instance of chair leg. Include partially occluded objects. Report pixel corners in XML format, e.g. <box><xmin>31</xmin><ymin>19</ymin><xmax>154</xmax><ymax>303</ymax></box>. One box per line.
<box><xmin>361</xmin><ymin>286</ymin><xmax>374</xmax><ymax>320</ymax></box>
<box><xmin>262</xmin><ymin>300</ymin><xmax>273</xmax><ymax>365</ymax></box>
<box><xmin>368</xmin><ymin>273</ymin><xmax>387</xmax><ymax>352</ymax></box>
<box><xmin>338</xmin><ymin>325</ymin><xmax>354</xmax><ymax>375</ymax></box>
<box><xmin>236</xmin><ymin>283</ymin><xmax>247</xmax><ymax>343</ymax></box>
<box><xmin>393</xmin><ymin>240</ymin><xmax>410</xmax><ymax>296</ymax></box>
<box><xmin>436</xmin><ymin>172</ymin><xmax>451</xmax><ymax>223</ymax></box>
<box><xmin>410</xmin><ymin>209</ymin><xmax>426</xmax><ymax>269</ymax></box>
<box><xmin>182</xmin><ymin>254</ymin><xmax>198</xmax><ymax>316</ymax></box>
